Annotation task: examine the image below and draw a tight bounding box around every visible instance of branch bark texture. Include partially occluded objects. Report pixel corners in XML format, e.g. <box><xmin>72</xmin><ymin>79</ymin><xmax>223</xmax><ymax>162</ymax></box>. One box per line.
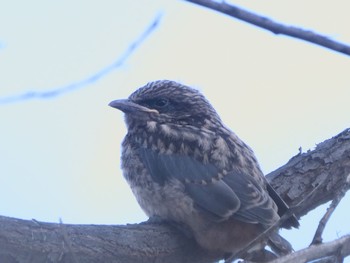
<box><xmin>267</xmin><ymin>128</ymin><xmax>350</xmax><ymax>218</ymax></box>
<box><xmin>1</xmin><ymin>128</ymin><xmax>349</xmax><ymax>263</ymax></box>
<box><xmin>0</xmin><ymin>217</ymin><xmax>218</xmax><ymax>263</ymax></box>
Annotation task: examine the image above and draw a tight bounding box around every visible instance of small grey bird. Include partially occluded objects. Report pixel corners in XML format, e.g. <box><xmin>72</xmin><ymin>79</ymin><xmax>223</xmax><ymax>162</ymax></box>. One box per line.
<box><xmin>109</xmin><ymin>80</ymin><xmax>298</xmax><ymax>261</ymax></box>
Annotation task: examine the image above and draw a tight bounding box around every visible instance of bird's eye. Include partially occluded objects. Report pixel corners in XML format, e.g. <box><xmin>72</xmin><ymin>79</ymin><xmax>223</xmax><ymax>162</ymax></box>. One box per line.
<box><xmin>153</xmin><ymin>98</ymin><xmax>169</xmax><ymax>108</ymax></box>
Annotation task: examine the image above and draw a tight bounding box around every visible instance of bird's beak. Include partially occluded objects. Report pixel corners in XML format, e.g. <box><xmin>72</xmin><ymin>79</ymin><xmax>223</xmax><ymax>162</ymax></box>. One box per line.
<box><xmin>108</xmin><ymin>99</ymin><xmax>159</xmax><ymax>114</ymax></box>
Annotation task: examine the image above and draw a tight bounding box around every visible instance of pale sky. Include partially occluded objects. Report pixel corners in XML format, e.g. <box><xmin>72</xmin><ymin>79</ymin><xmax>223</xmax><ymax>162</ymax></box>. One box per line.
<box><xmin>0</xmin><ymin>0</ymin><xmax>349</xmax><ymax>260</ymax></box>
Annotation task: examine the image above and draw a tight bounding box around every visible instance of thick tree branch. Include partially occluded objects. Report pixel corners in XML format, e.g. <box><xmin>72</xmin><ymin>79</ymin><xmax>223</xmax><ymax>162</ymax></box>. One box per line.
<box><xmin>0</xmin><ymin>216</ymin><xmax>219</xmax><ymax>263</ymax></box>
<box><xmin>184</xmin><ymin>0</ymin><xmax>350</xmax><ymax>56</ymax></box>
<box><xmin>267</xmin><ymin>128</ymin><xmax>350</xmax><ymax>219</ymax></box>
<box><xmin>1</xmin><ymin>128</ymin><xmax>349</xmax><ymax>263</ymax></box>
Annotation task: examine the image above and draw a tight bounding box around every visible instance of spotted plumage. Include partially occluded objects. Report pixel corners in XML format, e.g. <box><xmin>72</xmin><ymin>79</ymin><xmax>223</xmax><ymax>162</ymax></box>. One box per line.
<box><xmin>109</xmin><ymin>80</ymin><xmax>298</xmax><ymax>261</ymax></box>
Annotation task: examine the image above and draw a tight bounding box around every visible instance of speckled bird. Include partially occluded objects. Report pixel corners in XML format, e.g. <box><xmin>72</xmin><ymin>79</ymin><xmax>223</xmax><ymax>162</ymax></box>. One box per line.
<box><xmin>109</xmin><ymin>80</ymin><xmax>298</xmax><ymax>261</ymax></box>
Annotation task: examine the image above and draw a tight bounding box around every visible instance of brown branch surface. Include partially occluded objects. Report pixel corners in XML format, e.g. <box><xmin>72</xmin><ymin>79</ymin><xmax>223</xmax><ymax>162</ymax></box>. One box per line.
<box><xmin>184</xmin><ymin>0</ymin><xmax>350</xmax><ymax>56</ymax></box>
<box><xmin>0</xmin><ymin>128</ymin><xmax>349</xmax><ymax>263</ymax></box>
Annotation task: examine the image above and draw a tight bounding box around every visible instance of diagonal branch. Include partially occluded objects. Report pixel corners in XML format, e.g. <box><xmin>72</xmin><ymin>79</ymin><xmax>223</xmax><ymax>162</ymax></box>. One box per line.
<box><xmin>266</xmin><ymin>128</ymin><xmax>350</xmax><ymax>219</ymax></box>
<box><xmin>311</xmin><ymin>179</ymin><xmax>350</xmax><ymax>245</ymax></box>
<box><xmin>184</xmin><ymin>0</ymin><xmax>350</xmax><ymax>56</ymax></box>
<box><xmin>0</xmin><ymin>13</ymin><xmax>162</xmax><ymax>105</ymax></box>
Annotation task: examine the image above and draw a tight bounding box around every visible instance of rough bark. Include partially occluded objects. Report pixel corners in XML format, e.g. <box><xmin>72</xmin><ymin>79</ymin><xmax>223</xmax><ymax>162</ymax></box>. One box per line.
<box><xmin>267</xmin><ymin>128</ymin><xmax>350</xmax><ymax>218</ymax></box>
<box><xmin>0</xmin><ymin>217</ymin><xmax>218</xmax><ymax>263</ymax></box>
<box><xmin>0</xmin><ymin>128</ymin><xmax>349</xmax><ymax>263</ymax></box>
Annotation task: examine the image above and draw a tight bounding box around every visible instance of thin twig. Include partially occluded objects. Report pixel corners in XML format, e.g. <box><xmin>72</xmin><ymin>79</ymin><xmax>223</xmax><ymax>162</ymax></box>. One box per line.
<box><xmin>225</xmin><ymin>211</ymin><xmax>294</xmax><ymax>262</ymax></box>
<box><xmin>225</xmin><ymin>201</ymin><xmax>300</xmax><ymax>261</ymax></box>
<box><xmin>184</xmin><ymin>0</ymin><xmax>350</xmax><ymax>56</ymax></box>
<box><xmin>311</xmin><ymin>175</ymin><xmax>350</xmax><ymax>245</ymax></box>
<box><xmin>225</xmin><ymin>183</ymin><xmax>324</xmax><ymax>263</ymax></box>
<box><xmin>0</xmin><ymin>13</ymin><xmax>162</xmax><ymax>105</ymax></box>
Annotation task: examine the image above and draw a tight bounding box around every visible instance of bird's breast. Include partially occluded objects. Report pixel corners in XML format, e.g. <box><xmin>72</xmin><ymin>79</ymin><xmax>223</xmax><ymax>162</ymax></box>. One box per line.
<box><xmin>121</xmin><ymin>138</ymin><xmax>198</xmax><ymax>221</ymax></box>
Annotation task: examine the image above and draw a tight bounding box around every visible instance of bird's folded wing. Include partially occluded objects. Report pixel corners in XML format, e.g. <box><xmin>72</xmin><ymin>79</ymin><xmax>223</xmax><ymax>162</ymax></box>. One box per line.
<box><xmin>138</xmin><ymin>148</ymin><xmax>279</xmax><ymax>225</ymax></box>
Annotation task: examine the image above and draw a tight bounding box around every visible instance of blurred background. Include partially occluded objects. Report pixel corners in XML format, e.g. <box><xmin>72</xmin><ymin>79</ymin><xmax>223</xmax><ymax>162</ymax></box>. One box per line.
<box><xmin>0</xmin><ymin>0</ymin><xmax>349</xmax><ymax>258</ymax></box>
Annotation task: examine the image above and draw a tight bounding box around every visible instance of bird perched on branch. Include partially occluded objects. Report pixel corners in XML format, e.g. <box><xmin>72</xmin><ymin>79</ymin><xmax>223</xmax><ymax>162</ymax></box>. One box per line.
<box><xmin>109</xmin><ymin>80</ymin><xmax>299</xmax><ymax>261</ymax></box>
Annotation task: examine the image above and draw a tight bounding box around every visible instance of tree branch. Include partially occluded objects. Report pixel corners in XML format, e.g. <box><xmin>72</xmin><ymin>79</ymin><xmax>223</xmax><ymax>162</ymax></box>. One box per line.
<box><xmin>0</xmin><ymin>13</ymin><xmax>162</xmax><ymax>105</ymax></box>
<box><xmin>184</xmin><ymin>0</ymin><xmax>350</xmax><ymax>57</ymax></box>
<box><xmin>311</xmin><ymin>182</ymin><xmax>350</xmax><ymax>245</ymax></box>
<box><xmin>267</xmin><ymin>128</ymin><xmax>350</xmax><ymax>219</ymax></box>
<box><xmin>269</xmin><ymin>235</ymin><xmax>350</xmax><ymax>263</ymax></box>
<box><xmin>0</xmin><ymin>216</ymin><xmax>219</xmax><ymax>263</ymax></box>
<box><xmin>1</xmin><ymin>128</ymin><xmax>349</xmax><ymax>263</ymax></box>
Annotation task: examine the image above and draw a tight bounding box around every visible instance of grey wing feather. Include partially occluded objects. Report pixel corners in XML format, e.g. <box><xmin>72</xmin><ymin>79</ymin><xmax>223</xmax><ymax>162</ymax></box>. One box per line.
<box><xmin>138</xmin><ymin>148</ymin><xmax>279</xmax><ymax>225</ymax></box>
<box><xmin>185</xmin><ymin>180</ymin><xmax>241</xmax><ymax>219</ymax></box>
<box><xmin>222</xmin><ymin>172</ymin><xmax>280</xmax><ymax>226</ymax></box>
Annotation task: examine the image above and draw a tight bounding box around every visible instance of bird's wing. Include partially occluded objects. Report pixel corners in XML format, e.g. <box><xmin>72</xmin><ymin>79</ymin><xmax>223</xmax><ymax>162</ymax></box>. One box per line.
<box><xmin>138</xmin><ymin>148</ymin><xmax>279</xmax><ymax>225</ymax></box>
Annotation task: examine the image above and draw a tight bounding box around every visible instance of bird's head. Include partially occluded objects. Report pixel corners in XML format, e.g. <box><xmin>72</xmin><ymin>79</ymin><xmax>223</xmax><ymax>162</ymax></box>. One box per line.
<box><xmin>109</xmin><ymin>80</ymin><xmax>222</xmax><ymax>130</ymax></box>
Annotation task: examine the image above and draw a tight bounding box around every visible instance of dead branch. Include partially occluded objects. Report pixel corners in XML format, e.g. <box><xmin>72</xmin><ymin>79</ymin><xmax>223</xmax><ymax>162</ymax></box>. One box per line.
<box><xmin>311</xmin><ymin>182</ymin><xmax>350</xmax><ymax>245</ymax></box>
<box><xmin>267</xmin><ymin>128</ymin><xmax>350</xmax><ymax>219</ymax></box>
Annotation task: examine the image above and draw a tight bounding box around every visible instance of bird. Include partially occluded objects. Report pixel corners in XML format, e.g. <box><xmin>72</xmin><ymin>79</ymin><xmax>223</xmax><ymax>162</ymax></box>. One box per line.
<box><xmin>109</xmin><ymin>80</ymin><xmax>299</xmax><ymax>261</ymax></box>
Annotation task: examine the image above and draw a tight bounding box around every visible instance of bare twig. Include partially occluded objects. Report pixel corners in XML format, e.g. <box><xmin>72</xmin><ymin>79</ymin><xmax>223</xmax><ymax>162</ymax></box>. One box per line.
<box><xmin>311</xmin><ymin>175</ymin><xmax>350</xmax><ymax>245</ymax></box>
<box><xmin>269</xmin><ymin>235</ymin><xmax>350</xmax><ymax>263</ymax></box>
<box><xmin>225</xmin><ymin>182</ymin><xmax>324</xmax><ymax>262</ymax></box>
<box><xmin>224</xmin><ymin>210</ymin><xmax>293</xmax><ymax>262</ymax></box>
<box><xmin>184</xmin><ymin>0</ymin><xmax>350</xmax><ymax>56</ymax></box>
<box><xmin>0</xmin><ymin>13</ymin><xmax>162</xmax><ymax>105</ymax></box>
